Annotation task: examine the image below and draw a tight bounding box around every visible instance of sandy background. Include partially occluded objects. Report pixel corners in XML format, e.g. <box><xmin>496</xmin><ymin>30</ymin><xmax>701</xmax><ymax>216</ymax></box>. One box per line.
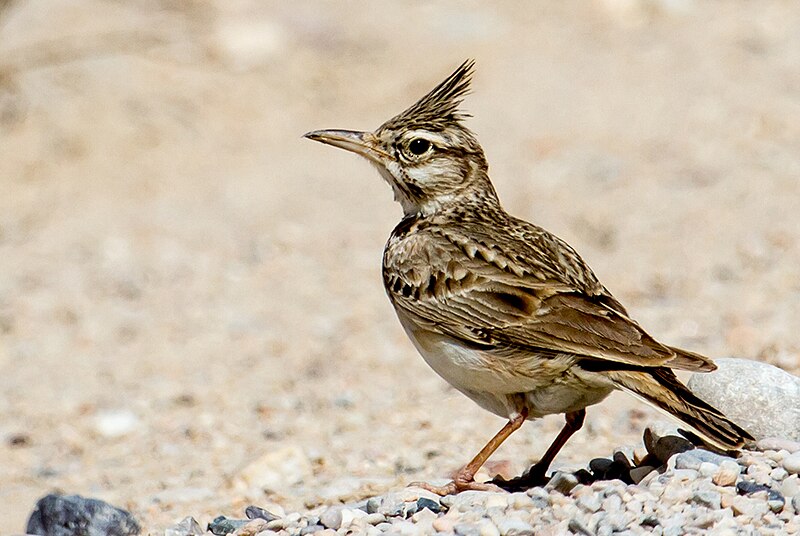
<box><xmin>1</xmin><ymin>0</ymin><xmax>799</xmax><ymax>532</ymax></box>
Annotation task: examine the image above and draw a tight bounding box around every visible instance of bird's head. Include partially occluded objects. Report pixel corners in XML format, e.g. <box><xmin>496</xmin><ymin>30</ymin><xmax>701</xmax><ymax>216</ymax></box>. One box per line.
<box><xmin>305</xmin><ymin>60</ymin><xmax>496</xmax><ymax>217</ymax></box>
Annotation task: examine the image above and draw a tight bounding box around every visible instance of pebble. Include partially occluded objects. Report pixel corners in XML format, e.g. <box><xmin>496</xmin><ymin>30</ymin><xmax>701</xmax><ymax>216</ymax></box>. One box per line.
<box><xmin>545</xmin><ymin>471</ymin><xmax>579</xmax><ymax>494</ymax></box>
<box><xmin>688</xmin><ymin>358</ymin><xmax>800</xmax><ymax>441</ymax></box>
<box><xmin>165</xmin><ymin>516</ymin><xmax>204</xmax><ymax>536</ymax></box>
<box><xmin>756</xmin><ymin>437</ymin><xmax>800</xmax><ymax>453</ymax></box>
<box><xmin>783</xmin><ymin>451</ymin><xmax>800</xmax><ymax>474</ymax></box>
<box><xmin>713</xmin><ymin>460</ymin><xmax>741</xmax><ymax>486</ymax></box>
<box><xmin>495</xmin><ymin>517</ymin><xmax>535</xmax><ymax>535</ymax></box>
<box><xmin>185</xmin><ymin>433</ymin><xmax>800</xmax><ymax>535</ymax></box>
<box><xmin>26</xmin><ymin>493</ymin><xmax>140</xmax><ymax>536</ymax></box>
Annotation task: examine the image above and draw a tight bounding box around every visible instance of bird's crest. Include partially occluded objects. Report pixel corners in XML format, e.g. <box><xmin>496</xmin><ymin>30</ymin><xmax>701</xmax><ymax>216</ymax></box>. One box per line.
<box><xmin>380</xmin><ymin>59</ymin><xmax>474</xmax><ymax>132</ymax></box>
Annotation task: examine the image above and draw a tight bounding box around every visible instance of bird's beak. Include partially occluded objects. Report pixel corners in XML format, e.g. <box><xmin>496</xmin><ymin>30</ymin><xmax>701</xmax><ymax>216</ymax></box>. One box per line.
<box><xmin>303</xmin><ymin>129</ymin><xmax>389</xmax><ymax>164</ymax></box>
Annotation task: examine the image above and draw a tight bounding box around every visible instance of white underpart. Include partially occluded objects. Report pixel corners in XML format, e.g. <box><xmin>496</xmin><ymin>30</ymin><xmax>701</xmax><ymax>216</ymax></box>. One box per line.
<box><xmin>395</xmin><ymin>309</ymin><xmax>615</xmax><ymax>420</ymax></box>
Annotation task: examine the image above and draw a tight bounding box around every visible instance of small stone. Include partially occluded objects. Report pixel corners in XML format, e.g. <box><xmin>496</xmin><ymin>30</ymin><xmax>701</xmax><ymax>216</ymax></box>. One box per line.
<box><xmin>93</xmin><ymin>409</ymin><xmax>139</xmax><ymax>438</ymax></box>
<box><xmin>496</xmin><ymin>518</ymin><xmax>535</xmax><ymax>536</ymax></box>
<box><xmin>245</xmin><ymin>505</ymin><xmax>280</xmax><ymax>522</ymax></box>
<box><xmin>432</xmin><ymin>515</ymin><xmax>455</xmax><ymax>532</ymax></box>
<box><xmin>629</xmin><ymin>466</ymin><xmax>657</xmax><ymax>485</ymax></box>
<box><xmin>545</xmin><ymin>471</ymin><xmax>579</xmax><ymax>495</ymax></box>
<box><xmin>783</xmin><ymin>452</ymin><xmax>800</xmax><ymax>474</ymax></box>
<box><xmin>208</xmin><ymin>516</ymin><xmax>249</xmax><ymax>535</ymax></box>
<box><xmin>730</xmin><ymin>496</ymin><xmax>768</xmax><ymax>517</ymax></box>
<box><xmin>756</xmin><ymin>438</ymin><xmax>800</xmax><ymax>453</ymax></box>
<box><xmin>26</xmin><ymin>494</ymin><xmax>140</xmax><ymax>536</ymax></box>
<box><xmin>780</xmin><ymin>475</ymin><xmax>800</xmax><ymax>498</ymax></box>
<box><xmin>675</xmin><ymin>449</ymin><xmax>734</xmax><ymax>470</ymax></box>
<box><xmin>654</xmin><ymin>436</ymin><xmax>695</xmax><ymax>464</ymax></box>
<box><xmin>712</xmin><ymin>460</ymin><xmax>741</xmax><ymax>487</ymax></box>
<box><xmin>589</xmin><ymin>458</ymin><xmax>613</xmax><ymax>477</ymax></box>
<box><xmin>770</xmin><ymin>467</ymin><xmax>789</xmax><ymax>481</ymax></box>
<box><xmin>363</xmin><ymin>512</ymin><xmax>385</xmax><ymax>525</ymax></box>
<box><xmin>455</xmin><ymin>523</ymin><xmax>482</xmax><ymax>536</ymax></box>
<box><xmin>484</xmin><ymin>493</ymin><xmax>507</xmax><ymax>509</ymax></box>
<box><xmin>698</xmin><ymin>462</ymin><xmax>718</xmax><ymax>477</ymax></box>
<box><xmin>691</xmin><ymin>490</ymin><xmax>722</xmax><ymax>509</ymax></box>
<box><xmin>165</xmin><ymin>516</ymin><xmax>203</xmax><ymax>536</ymax></box>
<box><xmin>231</xmin><ymin>519</ymin><xmax>267</xmax><ymax>536</ymax></box>
<box><xmin>319</xmin><ymin>507</ymin><xmax>343</xmax><ymax>530</ymax></box>
<box><xmin>366</xmin><ymin>497</ymin><xmax>382</xmax><ymax>514</ymax></box>
<box><xmin>688</xmin><ymin>358</ymin><xmax>800</xmax><ymax>441</ymax></box>
<box><xmin>298</xmin><ymin>525</ymin><xmax>323</xmax><ymax>535</ymax></box>
<box><xmin>576</xmin><ymin>494</ymin><xmax>601</xmax><ymax>513</ymax></box>
<box><xmin>793</xmin><ymin>494</ymin><xmax>800</xmax><ymax>513</ymax></box>
<box><xmin>507</xmin><ymin>492</ymin><xmax>533</xmax><ymax>509</ymax></box>
<box><xmin>476</xmin><ymin>518</ymin><xmax>500</xmax><ymax>536</ymax></box>
<box><xmin>416</xmin><ymin>497</ymin><xmax>442</xmax><ymax>513</ymax></box>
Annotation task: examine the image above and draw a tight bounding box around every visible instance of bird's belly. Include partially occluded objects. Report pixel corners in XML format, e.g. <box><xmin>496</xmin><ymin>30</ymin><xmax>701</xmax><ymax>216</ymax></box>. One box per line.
<box><xmin>396</xmin><ymin>312</ymin><xmax>614</xmax><ymax>419</ymax></box>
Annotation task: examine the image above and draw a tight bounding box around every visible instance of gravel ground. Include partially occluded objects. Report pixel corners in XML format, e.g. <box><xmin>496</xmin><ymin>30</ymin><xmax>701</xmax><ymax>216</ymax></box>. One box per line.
<box><xmin>1</xmin><ymin>1</ymin><xmax>800</xmax><ymax>533</ymax></box>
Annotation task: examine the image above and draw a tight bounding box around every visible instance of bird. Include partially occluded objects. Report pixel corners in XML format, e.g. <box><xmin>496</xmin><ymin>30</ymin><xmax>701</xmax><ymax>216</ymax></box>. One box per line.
<box><xmin>304</xmin><ymin>60</ymin><xmax>753</xmax><ymax>495</ymax></box>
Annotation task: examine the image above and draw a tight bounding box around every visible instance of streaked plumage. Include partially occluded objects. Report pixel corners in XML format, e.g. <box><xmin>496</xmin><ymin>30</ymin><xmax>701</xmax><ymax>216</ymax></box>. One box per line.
<box><xmin>305</xmin><ymin>60</ymin><xmax>752</xmax><ymax>494</ymax></box>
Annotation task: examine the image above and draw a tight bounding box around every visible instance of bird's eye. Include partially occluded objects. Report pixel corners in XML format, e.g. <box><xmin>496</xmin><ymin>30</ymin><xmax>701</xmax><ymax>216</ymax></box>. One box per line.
<box><xmin>407</xmin><ymin>138</ymin><xmax>432</xmax><ymax>156</ymax></box>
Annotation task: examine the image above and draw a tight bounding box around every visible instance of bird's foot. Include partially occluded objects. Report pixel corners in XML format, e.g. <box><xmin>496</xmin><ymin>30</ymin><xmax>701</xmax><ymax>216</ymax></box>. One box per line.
<box><xmin>490</xmin><ymin>463</ymin><xmax>549</xmax><ymax>492</ymax></box>
<box><xmin>408</xmin><ymin>477</ymin><xmax>504</xmax><ymax>496</ymax></box>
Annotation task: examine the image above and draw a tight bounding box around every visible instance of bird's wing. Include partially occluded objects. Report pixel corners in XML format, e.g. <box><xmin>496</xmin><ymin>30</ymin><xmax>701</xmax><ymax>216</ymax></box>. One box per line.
<box><xmin>384</xmin><ymin>222</ymin><xmax>715</xmax><ymax>372</ymax></box>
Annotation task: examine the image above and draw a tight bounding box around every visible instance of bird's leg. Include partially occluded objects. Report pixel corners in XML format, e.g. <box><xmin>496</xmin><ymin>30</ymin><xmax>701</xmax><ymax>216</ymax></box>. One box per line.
<box><xmin>493</xmin><ymin>409</ymin><xmax>586</xmax><ymax>492</ymax></box>
<box><xmin>410</xmin><ymin>408</ymin><xmax>528</xmax><ymax>496</ymax></box>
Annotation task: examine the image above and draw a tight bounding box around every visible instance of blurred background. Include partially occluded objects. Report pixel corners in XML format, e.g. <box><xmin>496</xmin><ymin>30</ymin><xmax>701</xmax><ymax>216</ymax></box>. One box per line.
<box><xmin>1</xmin><ymin>0</ymin><xmax>799</xmax><ymax>530</ymax></box>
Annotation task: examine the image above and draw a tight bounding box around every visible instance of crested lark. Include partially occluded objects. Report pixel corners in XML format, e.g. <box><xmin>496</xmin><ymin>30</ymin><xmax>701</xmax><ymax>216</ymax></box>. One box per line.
<box><xmin>305</xmin><ymin>60</ymin><xmax>752</xmax><ymax>495</ymax></box>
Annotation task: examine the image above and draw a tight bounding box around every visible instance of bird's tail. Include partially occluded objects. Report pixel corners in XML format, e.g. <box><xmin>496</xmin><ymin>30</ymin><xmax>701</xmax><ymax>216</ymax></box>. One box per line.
<box><xmin>607</xmin><ymin>368</ymin><xmax>753</xmax><ymax>449</ymax></box>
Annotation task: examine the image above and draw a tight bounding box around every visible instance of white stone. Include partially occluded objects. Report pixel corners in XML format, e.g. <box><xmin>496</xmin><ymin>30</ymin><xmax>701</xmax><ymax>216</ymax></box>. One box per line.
<box><xmin>783</xmin><ymin>452</ymin><xmax>800</xmax><ymax>475</ymax></box>
<box><xmin>92</xmin><ymin>409</ymin><xmax>139</xmax><ymax>438</ymax></box>
<box><xmin>688</xmin><ymin>358</ymin><xmax>800</xmax><ymax>441</ymax></box>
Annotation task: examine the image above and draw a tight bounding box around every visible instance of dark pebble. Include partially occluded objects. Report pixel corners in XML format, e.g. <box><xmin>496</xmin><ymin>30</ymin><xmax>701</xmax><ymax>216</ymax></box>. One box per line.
<box><xmin>589</xmin><ymin>458</ymin><xmax>613</xmax><ymax>476</ymax></box>
<box><xmin>207</xmin><ymin>516</ymin><xmax>249</xmax><ymax>535</ymax></box>
<box><xmin>736</xmin><ymin>481</ymin><xmax>785</xmax><ymax>503</ymax></box>
<box><xmin>653</xmin><ymin>436</ymin><xmax>695</xmax><ymax>463</ymax></box>
<box><xmin>26</xmin><ymin>493</ymin><xmax>140</xmax><ymax>536</ymax></box>
<box><xmin>245</xmin><ymin>505</ymin><xmax>280</xmax><ymax>522</ymax></box>
<box><xmin>605</xmin><ymin>461</ymin><xmax>634</xmax><ymax>484</ymax></box>
<box><xmin>640</xmin><ymin>515</ymin><xmax>660</xmax><ymax>527</ymax></box>
<box><xmin>416</xmin><ymin>497</ymin><xmax>442</xmax><ymax>513</ymax></box>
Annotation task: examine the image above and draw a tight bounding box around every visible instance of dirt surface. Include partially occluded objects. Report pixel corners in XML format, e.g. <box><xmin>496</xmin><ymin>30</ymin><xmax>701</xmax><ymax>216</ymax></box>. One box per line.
<box><xmin>1</xmin><ymin>0</ymin><xmax>799</xmax><ymax>532</ymax></box>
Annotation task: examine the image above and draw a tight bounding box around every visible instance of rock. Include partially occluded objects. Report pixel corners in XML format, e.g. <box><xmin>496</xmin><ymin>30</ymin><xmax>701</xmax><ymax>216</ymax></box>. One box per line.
<box><xmin>416</xmin><ymin>497</ymin><xmax>442</xmax><ymax>513</ymax></box>
<box><xmin>780</xmin><ymin>475</ymin><xmax>800</xmax><ymax>498</ymax></box>
<box><xmin>207</xmin><ymin>516</ymin><xmax>249</xmax><ymax>535</ymax></box>
<box><xmin>231</xmin><ymin>519</ymin><xmax>267</xmax><ymax>536</ymax></box>
<box><xmin>629</xmin><ymin>466</ymin><xmax>657</xmax><ymax>484</ymax></box>
<box><xmin>690</xmin><ymin>490</ymin><xmax>722</xmax><ymax>509</ymax></box>
<box><xmin>688</xmin><ymin>358</ymin><xmax>800</xmax><ymax>441</ymax></box>
<box><xmin>496</xmin><ymin>518</ymin><xmax>535</xmax><ymax>536</ymax></box>
<box><xmin>165</xmin><ymin>516</ymin><xmax>204</xmax><ymax>536</ymax></box>
<box><xmin>92</xmin><ymin>409</ymin><xmax>139</xmax><ymax>438</ymax></box>
<box><xmin>26</xmin><ymin>494</ymin><xmax>140</xmax><ymax>536</ymax></box>
<box><xmin>712</xmin><ymin>460</ymin><xmax>741</xmax><ymax>486</ymax></box>
<box><xmin>319</xmin><ymin>507</ymin><xmax>344</xmax><ymax>530</ymax></box>
<box><xmin>236</xmin><ymin>446</ymin><xmax>312</xmax><ymax>491</ymax></box>
<box><xmin>783</xmin><ymin>452</ymin><xmax>800</xmax><ymax>475</ymax></box>
<box><xmin>576</xmin><ymin>494</ymin><xmax>602</xmax><ymax>513</ymax></box>
<box><xmin>454</xmin><ymin>523</ymin><xmax>481</xmax><ymax>536</ymax></box>
<box><xmin>545</xmin><ymin>471</ymin><xmax>579</xmax><ymax>495</ymax></box>
<box><xmin>644</xmin><ymin>428</ymin><xmax>695</xmax><ymax>464</ymax></box>
<box><xmin>675</xmin><ymin>449</ymin><xmax>735</xmax><ymax>470</ymax></box>
<box><xmin>244</xmin><ymin>505</ymin><xmax>279</xmax><ymax>522</ymax></box>
<box><xmin>756</xmin><ymin>437</ymin><xmax>800</xmax><ymax>453</ymax></box>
